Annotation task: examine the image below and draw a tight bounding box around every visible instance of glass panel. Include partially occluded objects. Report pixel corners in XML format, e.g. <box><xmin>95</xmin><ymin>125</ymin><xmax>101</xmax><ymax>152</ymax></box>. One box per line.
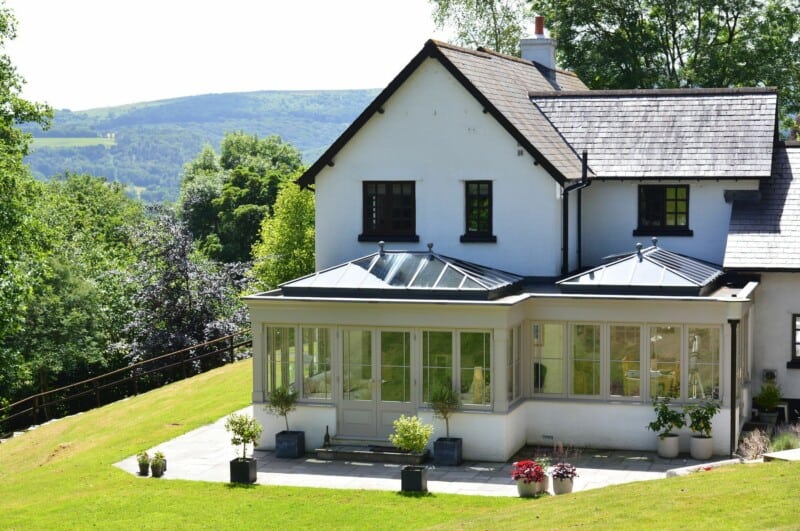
<box><xmin>411</xmin><ymin>259</ymin><xmax>445</xmax><ymax>288</ymax></box>
<box><xmin>438</xmin><ymin>266</ymin><xmax>464</xmax><ymax>288</ymax></box>
<box><xmin>650</xmin><ymin>325</ymin><xmax>681</xmax><ymax>398</ymax></box>
<box><xmin>381</xmin><ymin>331</ymin><xmax>411</xmax><ymax>402</ymax></box>
<box><xmin>610</xmin><ymin>325</ymin><xmax>641</xmax><ymax>398</ymax></box>
<box><xmin>302</xmin><ymin>328</ymin><xmax>331</xmax><ymax>399</ymax></box>
<box><xmin>533</xmin><ymin>323</ymin><xmax>564</xmax><ymax>394</ymax></box>
<box><xmin>386</xmin><ymin>255</ymin><xmax>425</xmax><ymax>287</ymax></box>
<box><xmin>343</xmin><ymin>330</ymin><xmax>372</xmax><ymax>401</ymax></box>
<box><xmin>267</xmin><ymin>327</ymin><xmax>295</xmax><ymax>392</ymax></box>
<box><xmin>688</xmin><ymin>327</ymin><xmax>720</xmax><ymax>400</ymax></box>
<box><xmin>571</xmin><ymin>324</ymin><xmax>600</xmax><ymax>396</ymax></box>
<box><xmin>460</xmin><ymin>331</ymin><xmax>491</xmax><ymax>405</ymax></box>
<box><xmin>422</xmin><ymin>331</ymin><xmax>453</xmax><ymax>402</ymax></box>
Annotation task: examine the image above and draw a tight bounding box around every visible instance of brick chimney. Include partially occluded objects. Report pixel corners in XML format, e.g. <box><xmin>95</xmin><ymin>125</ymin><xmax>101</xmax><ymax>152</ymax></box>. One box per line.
<box><xmin>520</xmin><ymin>15</ymin><xmax>556</xmax><ymax>70</ymax></box>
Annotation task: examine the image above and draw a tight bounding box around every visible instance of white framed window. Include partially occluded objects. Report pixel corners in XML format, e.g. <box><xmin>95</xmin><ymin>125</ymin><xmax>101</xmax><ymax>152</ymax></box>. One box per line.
<box><xmin>532</xmin><ymin>323</ymin><xmax>565</xmax><ymax>395</ymax></box>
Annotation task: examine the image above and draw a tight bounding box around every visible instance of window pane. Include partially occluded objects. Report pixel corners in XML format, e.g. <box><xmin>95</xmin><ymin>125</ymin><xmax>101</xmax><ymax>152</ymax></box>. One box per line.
<box><xmin>610</xmin><ymin>326</ymin><xmax>641</xmax><ymax>398</ymax></box>
<box><xmin>343</xmin><ymin>330</ymin><xmax>372</xmax><ymax>401</ymax></box>
<box><xmin>362</xmin><ymin>181</ymin><xmax>415</xmax><ymax>236</ymax></box>
<box><xmin>688</xmin><ymin>327</ymin><xmax>720</xmax><ymax>400</ymax></box>
<box><xmin>381</xmin><ymin>331</ymin><xmax>411</xmax><ymax>402</ymax></box>
<box><xmin>267</xmin><ymin>327</ymin><xmax>295</xmax><ymax>392</ymax></box>
<box><xmin>423</xmin><ymin>331</ymin><xmax>453</xmax><ymax>402</ymax></box>
<box><xmin>650</xmin><ymin>326</ymin><xmax>680</xmax><ymax>398</ymax></box>
<box><xmin>533</xmin><ymin>323</ymin><xmax>564</xmax><ymax>394</ymax></box>
<box><xmin>460</xmin><ymin>331</ymin><xmax>491</xmax><ymax>405</ymax></box>
<box><xmin>302</xmin><ymin>328</ymin><xmax>331</xmax><ymax>399</ymax></box>
<box><xmin>465</xmin><ymin>180</ymin><xmax>492</xmax><ymax>235</ymax></box>
<box><xmin>571</xmin><ymin>324</ymin><xmax>600</xmax><ymax>396</ymax></box>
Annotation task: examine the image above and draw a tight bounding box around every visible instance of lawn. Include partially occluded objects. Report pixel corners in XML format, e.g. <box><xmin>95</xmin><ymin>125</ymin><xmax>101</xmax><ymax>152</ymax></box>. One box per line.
<box><xmin>31</xmin><ymin>136</ymin><xmax>115</xmax><ymax>149</ymax></box>
<box><xmin>1</xmin><ymin>359</ymin><xmax>798</xmax><ymax>529</ymax></box>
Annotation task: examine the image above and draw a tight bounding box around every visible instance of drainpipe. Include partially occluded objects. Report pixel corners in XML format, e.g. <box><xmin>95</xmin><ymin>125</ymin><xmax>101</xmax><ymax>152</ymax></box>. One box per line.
<box><xmin>729</xmin><ymin>319</ymin><xmax>739</xmax><ymax>457</ymax></box>
<box><xmin>561</xmin><ymin>151</ymin><xmax>591</xmax><ymax>275</ymax></box>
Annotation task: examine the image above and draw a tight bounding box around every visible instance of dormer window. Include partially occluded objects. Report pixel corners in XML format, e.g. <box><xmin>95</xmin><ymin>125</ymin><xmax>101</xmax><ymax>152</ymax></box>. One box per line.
<box><xmin>634</xmin><ymin>185</ymin><xmax>693</xmax><ymax>236</ymax></box>
<box><xmin>358</xmin><ymin>181</ymin><xmax>418</xmax><ymax>242</ymax></box>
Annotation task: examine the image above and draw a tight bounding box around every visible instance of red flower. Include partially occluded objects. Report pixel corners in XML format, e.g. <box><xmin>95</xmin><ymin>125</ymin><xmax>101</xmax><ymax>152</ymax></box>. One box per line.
<box><xmin>511</xmin><ymin>459</ymin><xmax>545</xmax><ymax>484</ymax></box>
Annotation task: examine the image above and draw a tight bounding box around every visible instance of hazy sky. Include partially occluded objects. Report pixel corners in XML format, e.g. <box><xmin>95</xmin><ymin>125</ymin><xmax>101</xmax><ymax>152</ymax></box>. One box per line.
<box><xmin>5</xmin><ymin>0</ymin><xmax>448</xmax><ymax>111</ymax></box>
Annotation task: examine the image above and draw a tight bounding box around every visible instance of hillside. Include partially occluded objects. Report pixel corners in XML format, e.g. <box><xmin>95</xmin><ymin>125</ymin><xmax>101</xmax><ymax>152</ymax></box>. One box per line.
<box><xmin>23</xmin><ymin>89</ymin><xmax>379</xmax><ymax>202</ymax></box>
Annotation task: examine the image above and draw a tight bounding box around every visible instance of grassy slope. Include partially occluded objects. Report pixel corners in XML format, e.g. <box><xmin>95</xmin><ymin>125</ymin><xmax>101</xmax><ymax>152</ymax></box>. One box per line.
<box><xmin>1</xmin><ymin>359</ymin><xmax>799</xmax><ymax>529</ymax></box>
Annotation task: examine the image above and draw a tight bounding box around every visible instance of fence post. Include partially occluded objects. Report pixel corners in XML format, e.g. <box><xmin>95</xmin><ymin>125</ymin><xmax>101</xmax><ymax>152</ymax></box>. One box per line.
<box><xmin>182</xmin><ymin>350</ymin><xmax>188</xmax><ymax>380</ymax></box>
<box><xmin>133</xmin><ymin>371</ymin><xmax>139</xmax><ymax>396</ymax></box>
<box><xmin>228</xmin><ymin>335</ymin><xmax>234</xmax><ymax>364</ymax></box>
<box><xmin>32</xmin><ymin>395</ymin><xmax>38</xmax><ymax>426</ymax></box>
<box><xmin>94</xmin><ymin>380</ymin><xmax>101</xmax><ymax>408</ymax></box>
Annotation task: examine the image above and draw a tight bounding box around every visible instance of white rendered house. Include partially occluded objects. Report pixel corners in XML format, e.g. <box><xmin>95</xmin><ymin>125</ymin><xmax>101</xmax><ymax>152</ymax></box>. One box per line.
<box><xmin>245</xmin><ymin>27</ymin><xmax>798</xmax><ymax>461</ymax></box>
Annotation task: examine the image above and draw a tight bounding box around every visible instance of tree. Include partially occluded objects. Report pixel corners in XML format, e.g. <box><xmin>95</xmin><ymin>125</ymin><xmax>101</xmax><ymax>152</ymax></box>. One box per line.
<box><xmin>120</xmin><ymin>206</ymin><xmax>249</xmax><ymax>366</ymax></box>
<box><xmin>430</xmin><ymin>0</ymin><xmax>534</xmax><ymax>55</ymax></box>
<box><xmin>529</xmin><ymin>0</ymin><xmax>800</xmax><ymax>134</ymax></box>
<box><xmin>251</xmin><ymin>182</ymin><xmax>315</xmax><ymax>290</ymax></box>
<box><xmin>0</xmin><ymin>2</ymin><xmax>52</xmax><ymax>400</ymax></box>
<box><xmin>178</xmin><ymin>132</ymin><xmax>305</xmax><ymax>263</ymax></box>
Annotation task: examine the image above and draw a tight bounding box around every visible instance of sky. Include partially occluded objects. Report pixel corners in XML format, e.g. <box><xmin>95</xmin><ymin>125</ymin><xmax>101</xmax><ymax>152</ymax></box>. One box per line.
<box><xmin>5</xmin><ymin>0</ymin><xmax>448</xmax><ymax>111</ymax></box>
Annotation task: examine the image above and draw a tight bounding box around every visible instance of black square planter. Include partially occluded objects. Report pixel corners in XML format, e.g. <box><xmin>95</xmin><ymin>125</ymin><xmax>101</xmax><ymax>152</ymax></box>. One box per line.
<box><xmin>275</xmin><ymin>430</ymin><xmax>305</xmax><ymax>458</ymax></box>
<box><xmin>230</xmin><ymin>458</ymin><xmax>257</xmax><ymax>484</ymax></box>
<box><xmin>401</xmin><ymin>465</ymin><xmax>428</xmax><ymax>492</ymax></box>
<box><xmin>434</xmin><ymin>437</ymin><xmax>463</xmax><ymax>466</ymax></box>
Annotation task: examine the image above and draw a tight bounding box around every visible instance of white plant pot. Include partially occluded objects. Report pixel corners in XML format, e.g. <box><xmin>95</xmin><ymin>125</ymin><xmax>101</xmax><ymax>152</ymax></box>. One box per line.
<box><xmin>657</xmin><ymin>434</ymin><xmax>680</xmax><ymax>458</ymax></box>
<box><xmin>690</xmin><ymin>436</ymin><xmax>713</xmax><ymax>460</ymax></box>
<box><xmin>552</xmin><ymin>477</ymin><xmax>574</xmax><ymax>495</ymax></box>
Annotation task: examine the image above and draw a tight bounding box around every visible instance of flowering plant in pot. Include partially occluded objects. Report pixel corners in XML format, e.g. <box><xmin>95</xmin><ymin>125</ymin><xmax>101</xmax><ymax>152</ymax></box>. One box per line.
<box><xmin>550</xmin><ymin>462</ymin><xmax>578</xmax><ymax>495</ymax></box>
<box><xmin>684</xmin><ymin>400</ymin><xmax>720</xmax><ymax>459</ymax></box>
<box><xmin>389</xmin><ymin>415</ymin><xmax>433</xmax><ymax>492</ymax></box>
<box><xmin>511</xmin><ymin>459</ymin><xmax>548</xmax><ymax>497</ymax></box>
<box><xmin>647</xmin><ymin>397</ymin><xmax>685</xmax><ymax>458</ymax></box>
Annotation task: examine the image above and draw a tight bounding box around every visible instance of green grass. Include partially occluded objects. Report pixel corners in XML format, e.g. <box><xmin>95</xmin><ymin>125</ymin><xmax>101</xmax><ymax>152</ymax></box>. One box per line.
<box><xmin>2</xmin><ymin>359</ymin><xmax>799</xmax><ymax>529</ymax></box>
<box><xmin>31</xmin><ymin>137</ymin><xmax>115</xmax><ymax>148</ymax></box>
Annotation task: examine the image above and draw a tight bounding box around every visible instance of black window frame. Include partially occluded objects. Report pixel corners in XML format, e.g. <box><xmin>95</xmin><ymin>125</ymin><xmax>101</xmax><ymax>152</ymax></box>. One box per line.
<box><xmin>787</xmin><ymin>314</ymin><xmax>800</xmax><ymax>369</ymax></box>
<box><xmin>461</xmin><ymin>180</ymin><xmax>497</xmax><ymax>243</ymax></box>
<box><xmin>633</xmin><ymin>185</ymin><xmax>693</xmax><ymax>237</ymax></box>
<box><xmin>358</xmin><ymin>180</ymin><xmax>419</xmax><ymax>242</ymax></box>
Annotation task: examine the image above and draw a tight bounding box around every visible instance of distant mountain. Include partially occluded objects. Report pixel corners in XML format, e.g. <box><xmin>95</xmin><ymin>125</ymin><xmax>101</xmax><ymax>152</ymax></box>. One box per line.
<box><xmin>23</xmin><ymin>90</ymin><xmax>379</xmax><ymax>202</ymax></box>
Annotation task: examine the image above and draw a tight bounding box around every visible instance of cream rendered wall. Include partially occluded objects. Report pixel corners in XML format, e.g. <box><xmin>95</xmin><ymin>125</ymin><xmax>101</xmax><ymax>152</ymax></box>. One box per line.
<box><xmin>314</xmin><ymin>57</ymin><xmax>565</xmax><ymax>276</ymax></box>
<box><xmin>751</xmin><ymin>273</ymin><xmax>800</xmax><ymax>399</ymax></box>
<box><xmin>580</xmin><ymin>180</ymin><xmax>759</xmax><ymax>266</ymax></box>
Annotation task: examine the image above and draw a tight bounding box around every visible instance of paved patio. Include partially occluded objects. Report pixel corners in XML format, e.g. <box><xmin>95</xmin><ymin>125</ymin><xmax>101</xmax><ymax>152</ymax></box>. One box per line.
<box><xmin>115</xmin><ymin>407</ymin><xmax>732</xmax><ymax>496</ymax></box>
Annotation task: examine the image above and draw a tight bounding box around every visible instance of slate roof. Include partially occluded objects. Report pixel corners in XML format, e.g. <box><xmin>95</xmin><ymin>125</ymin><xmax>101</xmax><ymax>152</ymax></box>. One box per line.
<box><xmin>724</xmin><ymin>143</ymin><xmax>800</xmax><ymax>270</ymax></box>
<box><xmin>298</xmin><ymin>40</ymin><xmax>589</xmax><ymax>187</ymax></box>
<box><xmin>531</xmin><ymin>88</ymin><xmax>778</xmax><ymax>179</ymax></box>
<box><xmin>559</xmin><ymin>242</ymin><xmax>723</xmax><ymax>295</ymax></box>
<box><xmin>278</xmin><ymin>249</ymin><xmax>524</xmax><ymax>301</ymax></box>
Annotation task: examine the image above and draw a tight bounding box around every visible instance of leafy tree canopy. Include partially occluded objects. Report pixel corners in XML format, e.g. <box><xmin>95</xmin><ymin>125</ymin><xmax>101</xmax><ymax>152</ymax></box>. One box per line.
<box><xmin>251</xmin><ymin>182</ymin><xmax>315</xmax><ymax>290</ymax></box>
<box><xmin>430</xmin><ymin>0</ymin><xmax>533</xmax><ymax>55</ymax></box>
<box><xmin>178</xmin><ymin>132</ymin><xmax>304</xmax><ymax>263</ymax></box>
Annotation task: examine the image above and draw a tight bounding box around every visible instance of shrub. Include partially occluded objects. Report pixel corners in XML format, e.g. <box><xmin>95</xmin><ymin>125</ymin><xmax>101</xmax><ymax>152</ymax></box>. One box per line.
<box><xmin>388</xmin><ymin>415</ymin><xmax>433</xmax><ymax>454</ymax></box>
<box><xmin>770</xmin><ymin>432</ymin><xmax>800</xmax><ymax>452</ymax></box>
<box><xmin>136</xmin><ymin>450</ymin><xmax>150</xmax><ymax>465</ymax></box>
<box><xmin>647</xmin><ymin>397</ymin><xmax>685</xmax><ymax>439</ymax></box>
<box><xmin>225</xmin><ymin>413</ymin><xmax>263</xmax><ymax>460</ymax></box>
<box><xmin>737</xmin><ymin>428</ymin><xmax>770</xmax><ymax>460</ymax></box>
<box><xmin>755</xmin><ymin>383</ymin><xmax>782</xmax><ymax>412</ymax></box>
<box><xmin>266</xmin><ymin>386</ymin><xmax>298</xmax><ymax>432</ymax></box>
<box><xmin>430</xmin><ymin>385</ymin><xmax>460</xmax><ymax>438</ymax></box>
<box><xmin>684</xmin><ymin>400</ymin><xmax>720</xmax><ymax>438</ymax></box>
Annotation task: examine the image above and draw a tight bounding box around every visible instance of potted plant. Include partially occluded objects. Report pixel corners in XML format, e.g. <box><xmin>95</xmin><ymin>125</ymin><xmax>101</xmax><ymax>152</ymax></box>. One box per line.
<box><xmin>136</xmin><ymin>451</ymin><xmax>150</xmax><ymax>476</ymax></box>
<box><xmin>755</xmin><ymin>383</ymin><xmax>782</xmax><ymax>424</ymax></box>
<box><xmin>551</xmin><ymin>462</ymin><xmax>578</xmax><ymax>495</ymax></box>
<box><xmin>430</xmin><ymin>385</ymin><xmax>462</xmax><ymax>466</ymax></box>
<box><xmin>647</xmin><ymin>397</ymin><xmax>685</xmax><ymax>458</ymax></box>
<box><xmin>225</xmin><ymin>412</ymin><xmax>263</xmax><ymax>483</ymax></box>
<box><xmin>150</xmin><ymin>451</ymin><xmax>166</xmax><ymax>478</ymax></box>
<box><xmin>389</xmin><ymin>414</ymin><xmax>433</xmax><ymax>492</ymax></box>
<box><xmin>511</xmin><ymin>459</ymin><xmax>548</xmax><ymax>497</ymax></box>
<box><xmin>266</xmin><ymin>386</ymin><xmax>304</xmax><ymax>458</ymax></box>
<box><xmin>684</xmin><ymin>400</ymin><xmax>720</xmax><ymax>460</ymax></box>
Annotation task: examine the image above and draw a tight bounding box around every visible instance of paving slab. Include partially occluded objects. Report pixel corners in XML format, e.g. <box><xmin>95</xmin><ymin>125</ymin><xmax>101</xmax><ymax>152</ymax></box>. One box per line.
<box><xmin>115</xmin><ymin>406</ymin><xmax>731</xmax><ymax>497</ymax></box>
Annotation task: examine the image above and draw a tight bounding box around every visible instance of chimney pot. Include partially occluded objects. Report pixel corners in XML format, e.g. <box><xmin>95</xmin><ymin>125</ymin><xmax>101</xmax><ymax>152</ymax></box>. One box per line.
<box><xmin>534</xmin><ymin>15</ymin><xmax>544</xmax><ymax>36</ymax></box>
